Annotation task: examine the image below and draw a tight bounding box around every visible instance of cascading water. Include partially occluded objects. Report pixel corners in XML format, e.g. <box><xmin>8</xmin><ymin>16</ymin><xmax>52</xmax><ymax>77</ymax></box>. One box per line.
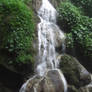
<box><xmin>20</xmin><ymin>0</ymin><xmax>67</xmax><ymax>92</ymax></box>
<box><xmin>37</xmin><ymin>0</ymin><xmax>65</xmax><ymax>76</ymax></box>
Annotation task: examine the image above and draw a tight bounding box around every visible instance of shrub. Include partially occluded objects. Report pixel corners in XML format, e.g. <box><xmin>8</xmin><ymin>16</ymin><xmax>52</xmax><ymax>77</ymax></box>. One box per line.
<box><xmin>0</xmin><ymin>0</ymin><xmax>35</xmax><ymax>65</ymax></box>
<box><xmin>72</xmin><ymin>23</ymin><xmax>92</xmax><ymax>58</ymax></box>
<box><xmin>70</xmin><ymin>0</ymin><xmax>92</xmax><ymax>17</ymax></box>
<box><xmin>57</xmin><ymin>2</ymin><xmax>82</xmax><ymax>32</ymax></box>
<box><xmin>58</xmin><ymin>1</ymin><xmax>92</xmax><ymax>71</ymax></box>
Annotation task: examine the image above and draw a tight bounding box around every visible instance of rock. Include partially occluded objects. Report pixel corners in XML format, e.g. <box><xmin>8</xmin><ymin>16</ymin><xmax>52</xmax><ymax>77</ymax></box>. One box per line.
<box><xmin>32</xmin><ymin>0</ymin><xmax>42</xmax><ymax>11</ymax></box>
<box><xmin>79</xmin><ymin>82</ymin><xmax>92</xmax><ymax>92</ymax></box>
<box><xmin>20</xmin><ymin>69</ymin><xmax>67</xmax><ymax>92</ymax></box>
<box><xmin>0</xmin><ymin>65</ymin><xmax>23</xmax><ymax>91</ymax></box>
<box><xmin>59</xmin><ymin>54</ymin><xmax>91</xmax><ymax>87</ymax></box>
<box><xmin>68</xmin><ymin>85</ymin><xmax>79</xmax><ymax>92</ymax></box>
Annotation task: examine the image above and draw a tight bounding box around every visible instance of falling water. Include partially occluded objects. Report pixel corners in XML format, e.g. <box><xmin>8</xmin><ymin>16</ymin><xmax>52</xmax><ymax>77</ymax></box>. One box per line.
<box><xmin>20</xmin><ymin>0</ymin><xmax>67</xmax><ymax>92</ymax></box>
<box><xmin>37</xmin><ymin>0</ymin><xmax>65</xmax><ymax>76</ymax></box>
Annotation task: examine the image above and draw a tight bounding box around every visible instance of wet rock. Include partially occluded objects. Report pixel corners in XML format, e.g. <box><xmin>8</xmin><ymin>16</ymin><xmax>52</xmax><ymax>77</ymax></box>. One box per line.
<box><xmin>79</xmin><ymin>82</ymin><xmax>92</xmax><ymax>92</ymax></box>
<box><xmin>31</xmin><ymin>0</ymin><xmax>42</xmax><ymax>11</ymax></box>
<box><xmin>68</xmin><ymin>85</ymin><xmax>79</xmax><ymax>92</ymax></box>
<box><xmin>0</xmin><ymin>86</ymin><xmax>13</xmax><ymax>92</ymax></box>
<box><xmin>59</xmin><ymin>54</ymin><xmax>91</xmax><ymax>87</ymax></box>
<box><xmin>20</xmin><ymin>69</ymin><xmax>67</xmax><ymax>92</ymax></box>
<box><xmin>0</xmin><ymin>65</ymin><xmax>23</xmax><ymax>91</ymax></box>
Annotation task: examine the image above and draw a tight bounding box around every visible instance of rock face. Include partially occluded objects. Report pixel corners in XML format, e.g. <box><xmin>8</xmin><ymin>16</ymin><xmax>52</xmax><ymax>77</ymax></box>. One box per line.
<box><xmin>79</xmin><ymin>83</ymin><xmax>92</xmax><ymax>92</ymax></box>
<box><xmin>32</xmin><ymin>0</ymin><xmax>42</xmax><ymax>11</ymax></box>
<box><xmin>20</xmin><ymin>69</ymin><xmax>66</xmax><ymax>92</ymax></box>
<box><xmin>59</xmin><ymin>54</ymin><xmax>91</xmax><ymax>87</ymax></box>
<box><xmin>0</xmin><ymin>65</ymin><xmax>23</xmax><ymax>92</ymax></box>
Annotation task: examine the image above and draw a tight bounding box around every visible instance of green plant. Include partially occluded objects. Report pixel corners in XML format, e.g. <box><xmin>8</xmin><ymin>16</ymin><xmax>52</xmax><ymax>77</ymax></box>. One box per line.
<box><xmin>72</xmin><ymin>24</ymin><xmax>92</xmax><ymax>58</ymax></box>
<box><xmin>70</xmin><ymin>0</ymin><xmax>92</xmax><ymax>17</ymax></box>
<box><xmin>0</xmin><ymin>0</ymin><xmax>35</xmax><ymax>65</ymax></box>
<box><xmin>58</xmin><ymin>1</ymin><xmax>92</xmax><ymax>67</ymax></box>
<box><xmin>66</xmin><ymin>33</ymin><xmax>74</xmax><ymax>49</ymax></box>
<box><xmin>57</xmin><ymin>2</ymin><xmax>82</xmax><ymax>32</ymax></box>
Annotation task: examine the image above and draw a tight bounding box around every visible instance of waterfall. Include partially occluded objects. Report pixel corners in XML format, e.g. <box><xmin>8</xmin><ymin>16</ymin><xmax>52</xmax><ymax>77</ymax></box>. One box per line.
<box><xmin>37</xmin><ymin>0</ymin><xmax>65</xmax><ymax>76</ymax></box>
<box><xmin>20</xmin><ymin>0</ymin><xmax>67</xmax><ymax>92</ymax></box>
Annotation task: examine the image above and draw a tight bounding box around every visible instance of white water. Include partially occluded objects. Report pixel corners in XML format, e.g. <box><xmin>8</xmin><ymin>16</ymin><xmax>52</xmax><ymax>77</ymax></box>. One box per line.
<box><xmin>20</xmin><ymin>0</ymin><xmax>67</xmax><ymax>92</ymax></box>
<box><xmin>37</xmin><ymin>0</ymin><xmax>65</xmax><ymax>76</ymax></box>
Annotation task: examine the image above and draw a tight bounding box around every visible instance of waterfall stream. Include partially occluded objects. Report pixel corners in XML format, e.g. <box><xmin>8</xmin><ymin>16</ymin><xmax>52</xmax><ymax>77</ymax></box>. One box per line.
<box><xmin>37</xmin><ymin>0</ymin><xmax>65</xmax><ymax>76</ymax></box>
<box><xmin>20</xmin><ymin>0</ymin><xmax>67</xmax><ymax>92</ymax></box>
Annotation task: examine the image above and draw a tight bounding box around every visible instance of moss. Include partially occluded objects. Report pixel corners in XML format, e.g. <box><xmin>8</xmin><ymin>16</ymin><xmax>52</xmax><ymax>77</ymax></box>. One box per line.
<box><xmin>0</xmin><ymin>0</ymin><xmax>35</xmax><ymax>67</ymax></box>
<box><xmin>60</xmin><ymin>54</ymin><xmax>91</xmax><ymax>88</ymax></box>
<box><xmin>60</xmin><ymin>54</ymin><xmax>80</xmax><ymax>87</ymax></box>
<box><xmin>68</xmin><ymin>85</ymin><xmax>79</xmax><ymax>92</ymax></box>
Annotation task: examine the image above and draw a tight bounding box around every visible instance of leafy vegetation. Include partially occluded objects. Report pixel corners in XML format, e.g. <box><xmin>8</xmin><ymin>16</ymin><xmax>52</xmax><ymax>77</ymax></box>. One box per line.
<box><xmin>70</xmin><ymin>0</ymin><xmax>92</xmax><ymax>17</ymax></box>
<box><xmin>0</xmin><ymin>0</ymin><xmax>35</xmax><ymax>66</ymax></box>
<box><xmin>57</xmin><ymin>2</ymin><xmax>82</xmax><ymax>32</ymax></box>
<box><xmin>58</xmin><ymin>1</ymin><xmax>92</xmax><ymax>71</ymax></box>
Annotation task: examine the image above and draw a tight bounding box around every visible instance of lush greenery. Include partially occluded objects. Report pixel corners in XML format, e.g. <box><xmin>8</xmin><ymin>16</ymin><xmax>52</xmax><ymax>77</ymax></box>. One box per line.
<box><xmin>0</xmin><ymin>0</ymin><xmax>35</xmax><ymax>66</ymax></box>
<box><xmin>70</xmin><ymin>0</ymin><xmax>92</xmax><ymax>17</ymax></box>
<box><xmin>58</xmin><ymin>1</ymin><xmax>92</xmax><ymax>71</ymax></box>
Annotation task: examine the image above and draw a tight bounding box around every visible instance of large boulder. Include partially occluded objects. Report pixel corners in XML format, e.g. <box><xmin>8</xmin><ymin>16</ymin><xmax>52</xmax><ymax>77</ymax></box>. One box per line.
<box><xmin>0</xmin><ymin>65</ymin><xmax>23</xmax><ymax>92</ymax></box>
<box><xmin>59</xmin><ymin>54</ymin><xmax>91</xmax><ymax>88</ymax></box>
<box><xmin>20</xmin><ymin>69</ymin><xmax>67</xmax><ymax>92</ymax></box>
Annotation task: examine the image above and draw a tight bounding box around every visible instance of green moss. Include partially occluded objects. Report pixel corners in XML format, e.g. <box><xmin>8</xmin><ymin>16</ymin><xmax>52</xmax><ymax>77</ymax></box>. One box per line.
<box><xmin>60</xmin><ymin>54</ymin><xmax>80</xmax><ymax>87</ymax></box>
<box><xmin>68</xmin><ymin>85</ymin><xmax>79</xmax><ymax>92</ymax></box>
<box><xmin>0</xmin><ymin>0</ymin><xmax>35</xmax><ymax>65</ymax></box>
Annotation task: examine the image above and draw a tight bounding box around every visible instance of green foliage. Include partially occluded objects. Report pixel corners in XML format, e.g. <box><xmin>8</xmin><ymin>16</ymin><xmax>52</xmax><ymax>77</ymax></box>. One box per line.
<box><xmin>0</xmin><ymin>0</ymin><xmax>35</xmax><ymax>65</ymax></box>
<box><xmin>57</xmin><ymin>2</ymin><xmax>82</xmax><ymax>32</ymax></box>
<box><xmin>72</xmin><ymin>24</ymin><xmax>92</xmax><ymax>58</ymax></box>
<box><xmin>66</xmin><ymin>33</ymin><xmax>74</xmax><ymax>49</ymax></box>
<box><xmin>70</xmin><ymin>0</ymin><xmax>92</xmax><ymax>17</ymax></box>
<box><xmin>58</xmin><ymin>1</ymin><xmax>92</xmax><ymax>63</ymax></box>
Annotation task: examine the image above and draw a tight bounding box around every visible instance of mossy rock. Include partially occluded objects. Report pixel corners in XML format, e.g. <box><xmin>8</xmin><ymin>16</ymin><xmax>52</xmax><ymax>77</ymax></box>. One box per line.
<box><xmin>68</xmin><ymin>85</ymin><xmax>79</xmax><ymax>92</ymax></box>
<box><xmin>60</xmin><ymin>54</ymin><xmax>91</xmax><ymax>88</ymax></box>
